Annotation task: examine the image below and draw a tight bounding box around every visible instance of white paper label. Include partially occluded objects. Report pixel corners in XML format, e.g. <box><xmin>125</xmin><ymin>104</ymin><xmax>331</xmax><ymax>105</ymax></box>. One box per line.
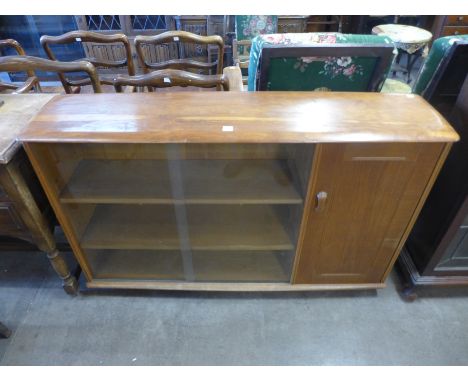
<box><xmin>75</xmin><ymin>37</ymin><xmax>82</xmax><ymax>42</ymax></box>
<box><xmin>164</xmin><ymin>77</ymin><xmax>171</xmax><ymax>83</ymax></box>
<box><xmin>222</xmin><ymin>125</ymin><xmax>234</xmax><ymax>132</ymax></box>
<box><xmin>173</xmin><ymin>36</ymin><xmax>179</xmax><ymax>41</ymax></box>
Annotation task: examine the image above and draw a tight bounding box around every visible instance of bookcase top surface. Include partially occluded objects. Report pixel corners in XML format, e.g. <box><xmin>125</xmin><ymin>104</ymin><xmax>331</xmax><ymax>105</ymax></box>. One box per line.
<box><xmin>21</xmin><ymin>92</ymin><xmax>458</xmax><ymax>144</ymax></box>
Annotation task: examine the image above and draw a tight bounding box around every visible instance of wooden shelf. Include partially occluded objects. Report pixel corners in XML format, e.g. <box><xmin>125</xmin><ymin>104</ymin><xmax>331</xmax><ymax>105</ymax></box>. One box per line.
<box><xmin>60</xmin><ymin>159</ymin><xmax>302</xmax><ymax>205</ymax></box>
<box><xmin>87</xmin><ymin>250</ymin><xmax>185</xmax><ymax>280</ymax></box>
<box><xmin>80</xmin><ymin>204</ymin><xmax>295</xmax><ymax>251</ymax></box>
<box><xmin>86</xmin><ymin>250</ymin><xmax>292</xmax><ymax>282</ymax></box>
<box><xmin>192</xmin><ymin>251</ymin><xmax>292</xmax><ymax>282</ymax></box>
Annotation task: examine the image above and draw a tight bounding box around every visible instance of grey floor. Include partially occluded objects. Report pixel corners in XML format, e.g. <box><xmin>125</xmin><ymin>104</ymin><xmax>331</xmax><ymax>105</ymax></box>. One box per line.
<box><xmin>1</xmin><ymin>250</ymin><xmax>468</xmax><ymax>366</ymax></box>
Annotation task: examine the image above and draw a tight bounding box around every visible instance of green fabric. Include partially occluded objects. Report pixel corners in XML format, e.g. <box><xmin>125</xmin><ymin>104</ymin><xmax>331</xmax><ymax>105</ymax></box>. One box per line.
<box><xmin>266</xmin><ymin>56</ymin><xmax>377</xmax><ymax>91</ymax></box>
<box><xmin>235</xmin><ymin>16</ymin><xmax>278</xmax><ymax>40</ymax></box>
<box><xmin>412</xmin><ymin>35</ymin><xmax>468</xmax><ymax>95</ymax></box>
<box><xmin>248</xmin><ymin>33</ymin><xmax>396</xmax><ymax>91</ymax></box>
<box><xmin>235</xmin><ymin>16</ymin><xmax>278</xmax><ymax>57</ymax></box>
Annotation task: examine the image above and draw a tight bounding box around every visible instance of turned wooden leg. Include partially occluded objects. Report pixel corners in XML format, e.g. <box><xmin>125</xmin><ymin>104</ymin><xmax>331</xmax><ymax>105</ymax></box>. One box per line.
<box><xmin>47</xmin><ymin>249</ymin><xmax>78</xmax><ymax>295</ymax></box>
<box><xmin>0</xmin><ymin>321</ymin><xmax>12</xmax><ymax>339</ymax></box>
<box><xmin>0</xmin><ymin>152</ymin><xmax>79</xmax><ymax>296</ymax></box>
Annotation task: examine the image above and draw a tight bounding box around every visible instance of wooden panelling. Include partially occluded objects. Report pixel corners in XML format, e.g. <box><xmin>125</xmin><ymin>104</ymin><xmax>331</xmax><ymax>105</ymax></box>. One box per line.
<box><xmin>0</xmin><ymin>203</ymin><xmax>25</xmax><ymax>235</ymax></box>
<box><xmin>446</xmin><ymin>16</ymin><xmax>468</xmax><ymax>26</ymax></box>
<box><xmin>442</xmin><ymin>26</ymin><xmax>468</xmax><ymax>37</ymax></box>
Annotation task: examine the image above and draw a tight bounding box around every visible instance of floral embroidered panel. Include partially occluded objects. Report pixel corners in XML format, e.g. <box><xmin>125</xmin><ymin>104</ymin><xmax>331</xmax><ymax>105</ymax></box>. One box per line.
<box><xmin>248</xmin><ymin>32</ymin><xmax>396</xmax><ymax>91</ymax></box>
<box><xmin>266</xmin><ymin>56</ymin><xmax>377</xmax><ymax>91</ymax></box>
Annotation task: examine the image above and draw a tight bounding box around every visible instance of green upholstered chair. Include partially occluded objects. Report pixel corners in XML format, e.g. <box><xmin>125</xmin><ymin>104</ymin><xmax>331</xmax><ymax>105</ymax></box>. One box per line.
<box><xmin>233</xmin><ymin>16</ymin><xmax>278</xmax><ymax>85</ymax></box>
<box><xmin>383</xmin><ymin>34</ymin><xmax>468</xmax><ymax>95</ymax></box>
<box><xmin>413</xmin><ymin>34</ymin><xmax>468</xmax><ymax>96</ymax></box>
<box><xmin>247</xmin><ymin>32</ymin><xmax>397</xmax><ymax>92</ymax></box>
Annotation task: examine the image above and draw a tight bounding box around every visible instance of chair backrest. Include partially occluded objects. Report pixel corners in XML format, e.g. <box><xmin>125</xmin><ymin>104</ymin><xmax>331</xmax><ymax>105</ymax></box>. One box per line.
<box><xmin>0</xmin><ymin>39</ymin><xmax>40</xmax><ymax>93</ymax></box>
<box><xmin>0</xmin><ymin>55</ymin><xmax>102</xmax><ymax>93</ymax></box>
<box><xmin>135</xmin><ymin>31</ymin><xmax>224</xmax><ymax>75</ymax></box>
<box><xmin>40</xmin><ymin>30</ymin><xmax>134</xmax><ymax>92</ymax></box>
<box><xmin>412</xmin><ymin>35</ymin><xmax>468</xmax><ymax>117</ymax></box>
<box><xmin>248</xmin><ymin>32</ymin><xmax>396</xmax><ymax>92</ymax></box>
<box><xmin>112</xmin><ymin>69</ymin><xmax>229</xmax><ymax>92</ymax></box>
<box><xmin>233</xmin><ymin>16</ymin><xmax>278</xmax><ymax>69</ymax></box>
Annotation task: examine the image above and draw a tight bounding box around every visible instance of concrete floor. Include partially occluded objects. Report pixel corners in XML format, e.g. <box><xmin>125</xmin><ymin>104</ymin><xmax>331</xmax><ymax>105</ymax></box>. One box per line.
<box><xmin>1</xmin><ymin>250</ymin><xmax>468</xmax><ymax>365</ymax></box>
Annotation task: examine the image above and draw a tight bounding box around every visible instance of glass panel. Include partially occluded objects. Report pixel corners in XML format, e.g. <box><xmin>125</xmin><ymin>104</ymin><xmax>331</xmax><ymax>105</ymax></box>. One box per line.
<box><xmin>0</xmin><ymin>16</ymin><xmax>85</xmax><ymax>81</ymax></box>
<box><xmin>131</xmin><ymin>15</ymin><xmax>167</xmax><ymax>30</ymax></box>
<box><xmin>87</xmin><ymin>250</ymin><xmax>184</xmax><ymax>280</ymax></box>
<box><xmin>435</xmin><ymin>225</ymin><xmax>468</xmax><ymax>271</ymax></box>
<box><xmin>45</xmin><ymin>143</ymin><xmax>314</xmax><ymax>283</ymax></box>
<box><xmin>85</xmin><ymin>15</ymin><xmax>122</xmax><ymax>31</ymax></box>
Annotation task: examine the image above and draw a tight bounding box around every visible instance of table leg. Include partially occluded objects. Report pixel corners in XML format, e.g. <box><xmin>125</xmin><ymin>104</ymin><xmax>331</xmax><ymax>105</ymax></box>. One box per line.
<box><xmin>406</xmin><ymin>49</ymin><xmax>423</xmax><ymax>84</ymax></box>
<box><xmin>392</xmin><ymin>50</ymin><xmax>403</xmax><ymax>77</ymax></box>
<box><xmin>0</xmin><ymin>152</ymin><xmax>78</xmax><ymax>295</ymax></box>
<box><xmin>47</xmin><ymin>248</ymin><xmax>78</xmax><ymax>295</ymax></box>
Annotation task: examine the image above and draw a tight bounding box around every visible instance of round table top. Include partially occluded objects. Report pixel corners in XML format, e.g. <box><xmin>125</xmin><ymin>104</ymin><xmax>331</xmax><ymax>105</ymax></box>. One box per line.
<box><xmin>372</xmin><ymin>24</ymin><xmax>432</xmax><ymax>44</ymax></box>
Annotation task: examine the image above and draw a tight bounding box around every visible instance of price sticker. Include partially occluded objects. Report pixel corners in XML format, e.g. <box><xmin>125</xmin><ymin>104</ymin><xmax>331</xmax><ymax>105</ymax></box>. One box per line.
<box><xmin>222</xmin><ymin>125</ymin><xmax>234</xmax><ymax>132</ymax></box>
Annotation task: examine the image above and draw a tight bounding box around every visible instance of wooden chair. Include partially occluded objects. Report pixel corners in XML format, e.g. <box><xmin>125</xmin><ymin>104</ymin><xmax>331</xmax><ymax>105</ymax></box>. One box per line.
<box><xmin>0</xmin><ymin>56</ymin><xmax>102</xmax><ymax>93</ymax></box>
<box><xmin>135</xmin><ymin>30</ymin><xmax>224</xmax><ymax>76</ymax></box>
<box><xmin>248</xmin><ymin>33</ymin><xmax>396</xmax><ymax>92</ymax></box>
<box><xmin>0</xmin><ymin>39</ymin><xmax>41</xmax><ymax>93</ymax></box>
<box><xmin>40</xmin><ymin>30</ymin><xmax>135</xmax><ymax>93</ymax></box>
<box><xmin>112</xmin><ymin>68</ymin><xmax>231</xmax><ymax>92</ymax></box>
<box><xmin>413</xmin><ymin>35</ymin><xmax>468</xmax><ymax>113</ymax></box>
<box><xmin>233</xmin><ymin>16</ymin><xmax>279</xmax><ymax>86</ymax></box>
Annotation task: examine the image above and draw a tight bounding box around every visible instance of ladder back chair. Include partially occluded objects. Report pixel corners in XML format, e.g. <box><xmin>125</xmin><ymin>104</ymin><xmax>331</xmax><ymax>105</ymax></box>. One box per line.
<box><xmin>40</xmin><ymin>31</ymin><xmax>134</xmax><ymax>93</ymax></box>
<box><xmin>135</xmin><ymin>30</ymin><xmax>224</xmax><ymax>76</ymax></box>
<box><xmin>0</xmin><ymin>39</ymin><xmax>41</xmax><ymax>93</ymax></box>
<box><xmin>0</xmin><ymin>56</ymin><xmax>102</xmax><ymax>93</ymax></box>
<box><xmin>112</xmin><ymin>69</ymin><xmax>230</xmax><ymax>92</ymax></box>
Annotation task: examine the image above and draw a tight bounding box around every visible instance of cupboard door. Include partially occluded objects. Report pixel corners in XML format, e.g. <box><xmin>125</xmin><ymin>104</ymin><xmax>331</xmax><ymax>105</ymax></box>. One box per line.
<box><xmin>293</xmin><ymin>142</ymin><xmax>448</xmax><ymax>285</ymax></box>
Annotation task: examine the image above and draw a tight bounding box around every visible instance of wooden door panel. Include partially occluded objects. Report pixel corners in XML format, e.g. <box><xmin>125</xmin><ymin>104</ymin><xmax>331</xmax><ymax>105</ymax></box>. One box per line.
<box><xmin>293</xmin><ymin>142</ymin><xmax>446</xmax><ymax>284</ymax></box>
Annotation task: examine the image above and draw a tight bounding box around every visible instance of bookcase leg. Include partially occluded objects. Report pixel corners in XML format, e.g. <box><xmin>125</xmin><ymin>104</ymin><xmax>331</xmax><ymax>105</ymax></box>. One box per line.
<box><xmin>47</xmin><ymin>249</ymin><xmax>79</xmax><ymax>296</ymax></box>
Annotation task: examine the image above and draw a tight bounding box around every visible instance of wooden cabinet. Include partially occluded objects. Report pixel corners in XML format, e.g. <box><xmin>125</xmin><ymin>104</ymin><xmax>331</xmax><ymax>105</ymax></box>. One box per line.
<box><xmin>398</xmin><ymin>74</ymin><xmax>468</xmax><ymax>298</ymax></box>
<box><xmin>20</xmin><ymin>92</ymin><xmax>457</xmax><ymax>292</ymax></box>
<box><xmin>294</xmin><ymin>142</ymin><xmax>448</xmax><ymax>285</ymax></box>
<box><xmin>432</xmin><ymin>15</ymin><xmax>468</xmax><ymax>40</ymax></box>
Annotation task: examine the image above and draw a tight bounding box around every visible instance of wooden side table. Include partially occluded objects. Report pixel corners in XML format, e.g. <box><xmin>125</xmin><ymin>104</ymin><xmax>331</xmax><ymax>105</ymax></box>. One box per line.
<box><xmin>372</xmin><ymin>24</ymin><xmax>433</xmax><ymax>83</ymax></box>
<box><xmin>0</xmin><ymin>95</ymin><xmax>78</xmax><ymax>295</ymax></box>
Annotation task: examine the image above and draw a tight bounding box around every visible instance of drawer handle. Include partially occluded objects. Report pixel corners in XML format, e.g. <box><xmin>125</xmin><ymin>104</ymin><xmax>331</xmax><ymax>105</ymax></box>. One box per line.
<box><xmin>315</xmin><ymin>191</ymin><xmax>328</xmax><ymax>212</ymax></box>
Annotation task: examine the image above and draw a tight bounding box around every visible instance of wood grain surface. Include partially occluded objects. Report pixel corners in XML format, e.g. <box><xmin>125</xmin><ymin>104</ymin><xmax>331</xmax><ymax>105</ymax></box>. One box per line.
<box><xmin>21</xmin><ymin>92</ymin><xmax>459</xmax><ymax>144</ymax></box>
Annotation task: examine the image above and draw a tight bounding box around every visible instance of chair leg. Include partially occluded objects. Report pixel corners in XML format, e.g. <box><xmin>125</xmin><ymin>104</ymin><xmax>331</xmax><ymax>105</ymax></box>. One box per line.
<box><xmin>0</xmin><ymin>321</ymin><xmax>12</xmax><ymax>339</ymax></box>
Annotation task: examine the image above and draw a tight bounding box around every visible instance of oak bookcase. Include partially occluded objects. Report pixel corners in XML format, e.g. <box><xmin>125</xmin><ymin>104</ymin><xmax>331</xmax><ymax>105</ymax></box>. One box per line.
<box><xmin>20</xmin><ymin>92</ymin><xmax>458</xmax><ymax>292</ymax></box>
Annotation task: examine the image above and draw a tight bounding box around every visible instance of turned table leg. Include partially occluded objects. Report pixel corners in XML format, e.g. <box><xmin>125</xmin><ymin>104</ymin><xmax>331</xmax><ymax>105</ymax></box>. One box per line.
<box><xmin>0</xmin><ymin>151</ymin><xmax>79</xmax><ymax>295</ymax></box>
<box><xmin>47</xmin><ymin>249</ymin><xmax>78</xmax><ymax>295</ymax></box>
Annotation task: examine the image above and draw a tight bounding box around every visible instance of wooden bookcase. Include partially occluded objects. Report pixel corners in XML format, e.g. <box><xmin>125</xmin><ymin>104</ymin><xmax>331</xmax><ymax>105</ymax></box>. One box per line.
<box><xmin>20</xmin><ymin>92</ymin><xmax>458</xmax><ymax>292</ymax></box>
